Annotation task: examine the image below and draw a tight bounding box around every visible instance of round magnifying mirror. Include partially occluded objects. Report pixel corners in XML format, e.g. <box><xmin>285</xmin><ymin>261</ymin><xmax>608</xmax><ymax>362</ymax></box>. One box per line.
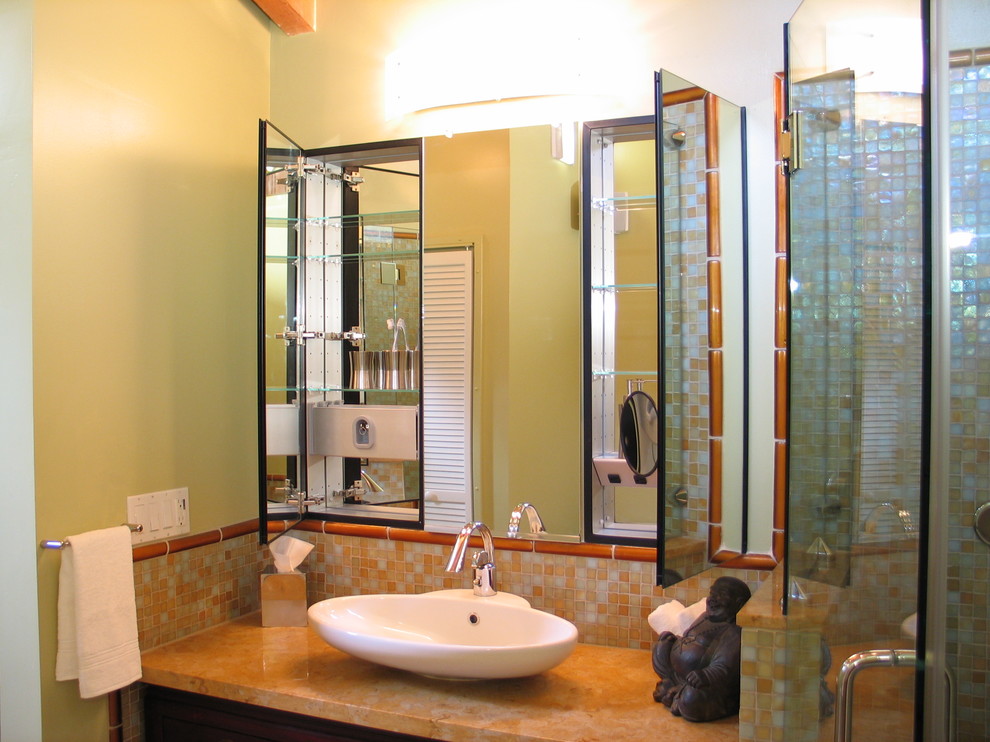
<box><xmin>619</xmin><ymin>390</ymin><xmax>659</xmax><ymax>477</ymax></box>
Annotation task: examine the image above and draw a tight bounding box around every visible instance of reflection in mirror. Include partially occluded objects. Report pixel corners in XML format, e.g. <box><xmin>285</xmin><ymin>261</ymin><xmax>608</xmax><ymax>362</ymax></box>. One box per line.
<box><xmin>657</xmin><ymin>70</ymin><xmax>748</xmax><ymax>584</ymax></box>
<box><xmin>259</xmin><ymin>121</ymin><xmax>424</xmax><ymax>540</ymax></box>
<box><xmin>620</xmin><ymin>389</ymin><xmax>660</xmax><ymax>477</ymax></box>
<box><xmin>423</xmin><ymin>126</ymin><xmax>583</xmax><ymax>537</ymax></box>
<box><xmin>584</xmin><ymin>115</ymin><xmax>660</xmax><ymax>547</ymax></box>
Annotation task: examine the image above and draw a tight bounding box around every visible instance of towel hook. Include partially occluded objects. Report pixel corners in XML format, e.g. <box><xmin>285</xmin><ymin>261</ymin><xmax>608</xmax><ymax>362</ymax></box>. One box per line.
<box><xmin>40</xmin><ymin>523</ymin><xmax>143</xmax><ymax>550</ymax></box>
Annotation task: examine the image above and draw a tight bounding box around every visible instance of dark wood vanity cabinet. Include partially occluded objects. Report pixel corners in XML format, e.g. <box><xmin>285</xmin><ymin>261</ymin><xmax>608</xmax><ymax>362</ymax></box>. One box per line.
<box><xmin>145</xmin><ymin>686</ymin><xmax>433</xmax><ymax>742</ymax></box>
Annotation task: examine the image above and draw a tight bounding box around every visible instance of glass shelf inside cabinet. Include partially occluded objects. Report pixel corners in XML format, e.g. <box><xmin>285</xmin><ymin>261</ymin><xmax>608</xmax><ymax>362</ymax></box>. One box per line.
<box><xmin>264</xmin><ymin>209</ymin><xmax>420</xmax><ymax>229</ymax></box>
<box><xmin>591</xmin><ymin>282</ymin><xmax>659</xmax><ymax>292</ymax></box>
<box><xmin>591</xmin><ymin>194</ymin><xmax>657</xmax><ymax>212</ymax></box>
<box><xmin>264</xmin><ymin>249</ymin><xmax>421</xmax><ymax>263</ymax></box>
<box><xmin>592</xmin><ymin>370</ymin><xmax>658</xmax><ymax>378</ymax></box>
<box><xmin>266</xmin><ymin>385</ymin><xmax>420</xmax><ymax>395</ymax></box>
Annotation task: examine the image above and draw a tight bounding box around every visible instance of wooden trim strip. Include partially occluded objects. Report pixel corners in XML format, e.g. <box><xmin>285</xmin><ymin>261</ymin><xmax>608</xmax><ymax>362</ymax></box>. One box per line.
<box><xmin>708</xmin><ymin>261</ymin><xmax>723</xmax><ymax>348</ymax></box>
<box><xmin>383</xmin><ymin>528</ymin><xmax>453</xmax><ymax>546</ymax></box>
<box><xmin>717</xmin><ymin>552</ymin><xmax>779</xmax><ymax>570</ymax></box>
<box><xmin>709</xmin><ymin>437</ymin><xmax>723</xmax><ymax>524</ymax></box>
<box><xmin>774</xmin><ymin>349</ymin><xmax>788</xmax><ymax>441</ymax></box>
<box><xmin>540</xmin><ymin>541</ymin><xmax>613</xmax><ymax>559</ymax></box>
<box><xmin>706</xmin><ymin>172</ymin><xmax>722</xmax><ymax>259</ymax></box>
<box><xmin>775</xmin><ymin>256</ymin><xmax>789</xmax><ymax>349</ymax></box>
<box><xmin>773</xmin><ymin>441</ymin><xmax>788</xmax><ymax>532</ymax></box>
<box><xmin>166</xmin><ymin>529</ymin><xmax>222</xmax><ymax>554</ymax></box>
<box><xmin>291</xmin><ymin>519</ymin><xmax>323</xmax><ymax>534</ymax></box>
<box><xmin>108</xmin><ymin>689</ymin><xmax>122</xmax><ymax>742</ymax></box>
<box><xmin>140</xmin><ymin>516</ymin><xmax>775</xmax><ymax>571</ymax></box>
<box><xmin>220</xmin><ymin>519</ymin><xmax>259</xmax><ymax>540</ymax></box>
<box><xmin>709</xmin><ymin>349</ymin><xmax>724</xmax><ymax>437</ymax></box>
<box><xmin>612</xmin><ymin>545</ymin><xmax>655</xmax><ymax>563</ymax></box>
<box><xmin>704</xmin><ymin>93</ymin><xmax>719</xmax><ymax>173</ymax></box>
<box><xmin>772</xmin><ymin>531</ymin><xmax>786</xmax><ymax>564</ymax></box>
<box><xmin>131</xmin><ymin>519</ymin><xmax>257</xmax><ymax>562</ymax></box>
<box><xmin>708</xmin><ymin>526</ymin><xmax>725</xmax><ymax>561</ymax></box>
<box><xmin>131</xmin><ymin>541</ymin><xmax>168</xmax><ymax>562</ymax></box>
<box><xmin>663</xmin><ymin>86</ymin><xmax>706</xmax><ymax>106</ymax></box>
<box><xmin>323</xmin><ymin>522</ymin><xmax>388</xmax><ymax>540</ymax></box>
<box><xmin>770</xmin><ymin>72</ymin><xmax>788</xmax><ymax>571</ymax></box>
<box><xmin>251</xmin><ymin>0</ymin><xmax>316</xmax><ymax>36</ymax></box>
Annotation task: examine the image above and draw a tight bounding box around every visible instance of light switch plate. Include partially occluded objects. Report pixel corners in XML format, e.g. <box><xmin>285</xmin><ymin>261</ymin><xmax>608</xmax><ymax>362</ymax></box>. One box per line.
<box><xmin>127</xmin><ymin>487</ymin><xmax>190</xmax><ymax>544</ymax></box>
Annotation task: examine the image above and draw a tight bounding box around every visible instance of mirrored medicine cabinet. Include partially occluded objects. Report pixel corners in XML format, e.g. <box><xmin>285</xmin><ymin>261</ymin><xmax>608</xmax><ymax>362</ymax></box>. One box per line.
<box><xmin>582</xmin><ymin>70</ymin><xmax>749</xmax><ymax>586</ymax></box>
<box><xmin>258</xmin><ymin>67</ymin><xmax>749</xmax><ymax>587</ymax></box>
<box><xmin>258</xmin><ymin>121</ymin><xmax>424</xmax><ymax>542</ymax></box>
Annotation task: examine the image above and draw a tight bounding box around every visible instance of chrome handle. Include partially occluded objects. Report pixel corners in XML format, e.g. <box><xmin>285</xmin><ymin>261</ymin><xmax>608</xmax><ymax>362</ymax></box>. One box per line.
<box><xmin>835</xmin><ymin>649</ymin><xmax>916</xmax><ymax>742</ymax></box>
<box><xmin>974</xmin><ymin>501</ymin><xmax>990</xmax><ymax>545</ymax></box>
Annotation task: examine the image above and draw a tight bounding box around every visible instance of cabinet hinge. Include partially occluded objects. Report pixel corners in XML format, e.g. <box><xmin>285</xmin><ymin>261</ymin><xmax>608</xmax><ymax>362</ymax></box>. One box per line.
<box><xmin>779</xmin><ymin>111</ymin><xmax>802</xmax><ymax>175</ymax></box>
<box><xmin>276</xmin><ymin>326</ymin><xmax>366</xmax><ymax>346</ymax></box>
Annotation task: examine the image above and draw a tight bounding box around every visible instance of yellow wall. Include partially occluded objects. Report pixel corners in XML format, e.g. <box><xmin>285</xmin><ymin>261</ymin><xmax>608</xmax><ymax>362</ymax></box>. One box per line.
<box><xmin>30</xmin><ymin>1</ymin><xmax>270</xmax><ymax>738</ymax></box>
<box><xmin>506</xmin><ymin>127</ymin><xmax>583</xmax><ymax>534</ymax></box>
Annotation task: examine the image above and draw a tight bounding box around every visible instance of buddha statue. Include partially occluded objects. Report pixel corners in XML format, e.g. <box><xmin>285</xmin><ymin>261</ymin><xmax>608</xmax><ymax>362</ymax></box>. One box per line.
<box><xmin>651</xmin><ymin>576</ymin><xmax>752</xmax><ymax>722</ymax></box>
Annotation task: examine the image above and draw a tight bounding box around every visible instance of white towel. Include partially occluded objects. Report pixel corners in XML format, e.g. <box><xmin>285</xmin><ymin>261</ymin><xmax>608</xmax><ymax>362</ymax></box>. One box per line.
<box><xmin>55</xmin><ymin>526</ymin><xmax>142</xmax><ymax>698</ymax></box>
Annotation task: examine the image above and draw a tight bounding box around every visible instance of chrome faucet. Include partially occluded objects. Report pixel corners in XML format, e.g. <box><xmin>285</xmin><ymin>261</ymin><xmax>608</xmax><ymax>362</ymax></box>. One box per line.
<box><xmin>445</xmin><ymin>522</ymin><xmax>497</xmax><ymax>597</ymax></box>
<box><xmin>360</xmin><ymin>469</ymin><xmax>385</xmax><ymax>493</ymax></box>
<box><xmin>507</xmin><ymin>502</ymin><xmax>546</xmax><ymax>538</ymax></box>
<box><xmin>863</xmin><ymin>501</ymin><xmax>917</xmax><ymax>535</ymax></box>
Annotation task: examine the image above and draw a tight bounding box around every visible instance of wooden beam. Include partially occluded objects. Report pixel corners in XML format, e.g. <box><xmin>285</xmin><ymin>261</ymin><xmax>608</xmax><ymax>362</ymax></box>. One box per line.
<box><xmin>252</xmin><ymin>0</ymin><xmax>316</xmax><ymax>35</ymax></box>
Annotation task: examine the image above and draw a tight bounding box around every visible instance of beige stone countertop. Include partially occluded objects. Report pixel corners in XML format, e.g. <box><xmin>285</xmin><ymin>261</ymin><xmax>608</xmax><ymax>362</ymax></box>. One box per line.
<box><xmin>140</xmin><ymin>613</ymin><xmax>739</xmax><ymax>742</ymax></box>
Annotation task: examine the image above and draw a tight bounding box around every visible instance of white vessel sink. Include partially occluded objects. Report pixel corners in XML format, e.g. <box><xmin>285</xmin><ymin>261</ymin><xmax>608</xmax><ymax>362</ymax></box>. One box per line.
<box><xmin>308</xmin><ymin>589</ymin><xmax>578</xmax><ymax>680</ymax></box>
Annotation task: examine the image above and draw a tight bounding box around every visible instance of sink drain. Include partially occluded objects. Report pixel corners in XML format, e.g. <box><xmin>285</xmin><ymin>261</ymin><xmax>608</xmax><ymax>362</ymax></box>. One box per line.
<box><xmin>468</xmin><ymin>612</ymin><xmax>480</xmax><ymax>625</ymax></box>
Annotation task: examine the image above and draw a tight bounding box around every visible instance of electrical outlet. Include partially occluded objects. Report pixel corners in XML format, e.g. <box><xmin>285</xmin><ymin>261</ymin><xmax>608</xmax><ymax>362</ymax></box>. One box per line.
<box><xmin>127</xmin><ymin>487</ymin><xmax>190</xmax><ymax>544</ymax></box>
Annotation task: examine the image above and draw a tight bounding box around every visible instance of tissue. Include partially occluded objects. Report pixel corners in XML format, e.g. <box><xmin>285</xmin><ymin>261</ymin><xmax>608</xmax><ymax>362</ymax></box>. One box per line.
<box><xmin>648</xmin><ymin>597</ymin><xmax>708</xmax><ymax>636</ymax></box>
<box><xmin>269</xmin><ymin>535</ymin><xmax>314</xmax><ymax>573</ymax></box>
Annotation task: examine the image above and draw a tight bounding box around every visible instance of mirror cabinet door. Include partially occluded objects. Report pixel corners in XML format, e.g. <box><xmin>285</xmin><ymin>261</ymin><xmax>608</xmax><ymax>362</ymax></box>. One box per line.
<box><xmin>260</xmin><ymin>121</ymin><xmax>306</xmax><ymax>536</ymax></box>
<box><xmin>656</xmin><ymin>71</ymin><xmax>749</xmax><ymax>586</ymax></box>
<box><xmin>258</xmin><ymin>123</ymin><xmax>424</xmax><ymax>540</ymax></box>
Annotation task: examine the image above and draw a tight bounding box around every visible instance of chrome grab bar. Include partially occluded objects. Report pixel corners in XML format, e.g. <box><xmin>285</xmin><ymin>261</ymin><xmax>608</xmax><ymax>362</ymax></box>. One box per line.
<box><xmin>835</xmin><ymin>649</ymin><xmax>916</xmax><ymax>742</ymax></box>
<box><xmin>835</xmin><ymin>648</ymin><xmax>956</xmax><ymax>742</ymax></box>
<box><xmin>40</xmin><ymin>523</ymin><xmax>143</xmax><ymax>550</ymax></box>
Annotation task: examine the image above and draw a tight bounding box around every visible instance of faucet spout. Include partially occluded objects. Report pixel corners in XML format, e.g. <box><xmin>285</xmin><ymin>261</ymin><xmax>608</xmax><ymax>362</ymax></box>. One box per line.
<box><xmin>507</xmin><ymin>502</ymin><xmax>547</xmax><ymax>538</ymax></box>
<box><xmin>445</xmin><ymin>522</ymin><xmax>497</xmax><ymax>597</ymax></box>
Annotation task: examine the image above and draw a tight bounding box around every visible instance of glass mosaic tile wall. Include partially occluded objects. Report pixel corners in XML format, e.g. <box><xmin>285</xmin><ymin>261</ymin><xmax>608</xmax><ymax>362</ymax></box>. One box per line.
<box><xmin>789</xmin><ymin>85</ymin><xmax>925</xmax><ymax>569</ymax></box>
<box><xmin>945</xmin><ymin>55</ymin><xmax>990</xmax><ymax>742</ymax></box>
<box><xmin>361</xmin><ymin>226</ymin><xmax>422</xmax><ymax>503</ymax></box>
<box><xmin>662</xmin><ymin>97</ymin><xmax>709</xmax><ymax>541</ymax></box>
<box><xmin>786</xmin><ymin>15</ymin><xmax>925</xmax><ymax>738</ymax></box>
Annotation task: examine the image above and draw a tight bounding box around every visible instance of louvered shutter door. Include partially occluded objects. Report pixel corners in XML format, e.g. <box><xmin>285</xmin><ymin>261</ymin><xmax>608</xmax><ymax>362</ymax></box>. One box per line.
<box><xmin>422</xmin><ymin>249</ymin><xmax>474</xmax><ymax>531</ymax></box>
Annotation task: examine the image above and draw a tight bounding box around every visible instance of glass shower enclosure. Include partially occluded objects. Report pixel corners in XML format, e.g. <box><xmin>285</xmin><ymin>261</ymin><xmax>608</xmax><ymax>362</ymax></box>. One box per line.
<box><xmin>782</xmin><ymin>1</ymin><xmax>990</xmax><ymax>740</ymax></box>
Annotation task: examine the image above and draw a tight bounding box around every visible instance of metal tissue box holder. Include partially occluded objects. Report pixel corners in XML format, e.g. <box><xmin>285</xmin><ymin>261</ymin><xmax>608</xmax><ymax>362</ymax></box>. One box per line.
<box><xmin>260</xmin><ymin>567</ymin><xmax>308</xmax><ymax>627</ymax></box>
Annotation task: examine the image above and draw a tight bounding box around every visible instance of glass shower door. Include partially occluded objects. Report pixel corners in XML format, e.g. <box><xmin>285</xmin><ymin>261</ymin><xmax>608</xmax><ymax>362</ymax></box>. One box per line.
<box><xmin>935</xmin><ymin>2</ymin><xmax>990</xmax><ymax>739</ymax></box>
<box><xmin>784</xmin><ymin>1</ymin><xmax>926</xmax><ymax>740</ymax></box>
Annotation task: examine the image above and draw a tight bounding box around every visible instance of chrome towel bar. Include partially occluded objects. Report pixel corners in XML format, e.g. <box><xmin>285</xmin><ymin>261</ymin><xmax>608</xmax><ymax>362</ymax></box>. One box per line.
<box><xmin>40</xmin><ymin>523</ymin><xmax>143</xmax><ymax>550</ymax></box>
